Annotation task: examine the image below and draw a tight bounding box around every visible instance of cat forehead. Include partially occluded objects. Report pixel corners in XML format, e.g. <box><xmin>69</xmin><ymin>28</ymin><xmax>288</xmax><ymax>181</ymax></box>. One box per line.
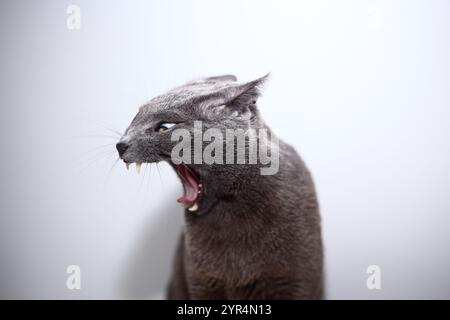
<box><xmin>140</xmin><ymin>80</ymin><xmax>236</xmax><ymax>112</ymax></box>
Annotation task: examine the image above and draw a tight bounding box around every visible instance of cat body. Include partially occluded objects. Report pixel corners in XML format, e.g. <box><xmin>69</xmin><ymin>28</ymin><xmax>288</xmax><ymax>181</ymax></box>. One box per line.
<box><xmin>117</xmin><ymin>75</ymin><xmax>323</xmax><ymax>299</ymax></box>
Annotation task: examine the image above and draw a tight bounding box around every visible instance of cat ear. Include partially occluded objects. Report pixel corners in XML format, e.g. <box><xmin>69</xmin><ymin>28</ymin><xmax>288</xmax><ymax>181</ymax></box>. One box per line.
<box><xmin>225</xmin><ymin>73</ymin><xmax>269</xmax><ymax>109</ymax></box>
<box><xmin>203</xmin><ymin>75</ymin><xmax>237</xmax><ymax>83</ymax></box>
<box><xmin>188</xmin><ymin>75</ymin><xmax>237</xmax><ymax>86</ymax></box>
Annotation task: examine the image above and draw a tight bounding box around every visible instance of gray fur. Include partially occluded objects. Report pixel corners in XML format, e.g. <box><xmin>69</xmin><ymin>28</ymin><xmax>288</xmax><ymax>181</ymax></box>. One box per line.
<box><xmin>118</xmin><ymin>75</ymin><xmax>323</xmax><ymax>299</ymax></box>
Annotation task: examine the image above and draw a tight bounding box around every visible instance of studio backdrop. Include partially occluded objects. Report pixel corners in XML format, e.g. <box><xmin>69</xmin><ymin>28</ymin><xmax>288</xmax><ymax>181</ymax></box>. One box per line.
<box><xmin>1</xmin><ymin>0</ymin><xmax>449</xmax><ymax>299</ymax></box>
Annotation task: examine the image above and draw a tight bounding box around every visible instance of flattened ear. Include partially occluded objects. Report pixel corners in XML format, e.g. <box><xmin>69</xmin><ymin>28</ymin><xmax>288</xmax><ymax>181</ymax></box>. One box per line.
<box><xmin>226</xmin><ymin>73</ymin><xmax>270</xmax><ymax>109</ymax></box>
<box><xmin>203</xmin><ymin>75</ymin><xmax>237</xmax><ymax>83</ymax></box>
<box><xmin>188</xmin><ymin>75</ymin><xmax>237</xmax><ymax>86</ymax></box>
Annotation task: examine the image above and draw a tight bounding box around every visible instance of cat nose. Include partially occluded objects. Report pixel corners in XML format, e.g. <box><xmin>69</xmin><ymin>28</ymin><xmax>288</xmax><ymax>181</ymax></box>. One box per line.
<box><xmin>116</xmin><ymin>142</ymin><xmax>130</xmax><ymax>157</ymax></box>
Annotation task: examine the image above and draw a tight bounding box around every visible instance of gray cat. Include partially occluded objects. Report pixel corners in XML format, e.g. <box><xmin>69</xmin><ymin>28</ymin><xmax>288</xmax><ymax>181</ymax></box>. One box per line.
<box><xmin>116</xmin><ymin>75</ymin><xmax>323</xmax><ymax>299</ymax></box>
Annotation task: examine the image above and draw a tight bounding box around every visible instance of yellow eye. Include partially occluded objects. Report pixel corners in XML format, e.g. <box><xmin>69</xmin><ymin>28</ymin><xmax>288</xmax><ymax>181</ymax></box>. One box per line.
<box><xmin>157</xmin><ymin>123</ymin><xmax>176</xmax><ymax>132</ymax></box>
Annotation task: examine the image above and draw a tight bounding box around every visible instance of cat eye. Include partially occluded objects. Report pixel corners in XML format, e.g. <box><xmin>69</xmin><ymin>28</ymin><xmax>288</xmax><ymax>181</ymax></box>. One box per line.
<box><xmin>157</xmin><ymin>122</ymin><xmax>177</xmax><ymax>132</ymax></box>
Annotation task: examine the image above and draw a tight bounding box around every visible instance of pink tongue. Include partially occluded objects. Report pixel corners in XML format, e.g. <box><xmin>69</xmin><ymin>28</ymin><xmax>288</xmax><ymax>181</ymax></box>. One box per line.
<box><xmin>176</xmin><ymin>165</ymin><xmax>199</xmax><ymax>205</ymax></box>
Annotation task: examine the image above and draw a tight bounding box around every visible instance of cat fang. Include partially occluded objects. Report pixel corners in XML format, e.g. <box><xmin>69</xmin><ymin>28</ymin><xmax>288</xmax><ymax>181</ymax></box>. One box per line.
<box><xmin>122</xmin><ymin>161</ymin><xmax>202</xmax><ymax>213</ymax></box>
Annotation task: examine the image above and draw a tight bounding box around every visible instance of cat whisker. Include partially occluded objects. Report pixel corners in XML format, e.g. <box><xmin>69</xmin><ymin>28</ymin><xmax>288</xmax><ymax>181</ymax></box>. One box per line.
<box><xmin>103</xmin><ymin>157</ymin><xmax>120</xmax><ymax>190</ymax></box>
<box><xmin>104</xmin><ymin>128</ymin><xmax>123</xmax><ymax>137</ymax></box>
<box><xmin>75</xmin><ymin>150</ymin><xmax>117</xmax><ymax>173</ymax></box>
<box><xmin>156</xmin><ymin>163</ymin><xmax>165</xmax><ymax>190</ymax></box>
<box><xmin>70</xmin><ymin>134</ymin><xmax>120</xmax><ymax>140</ymax></box>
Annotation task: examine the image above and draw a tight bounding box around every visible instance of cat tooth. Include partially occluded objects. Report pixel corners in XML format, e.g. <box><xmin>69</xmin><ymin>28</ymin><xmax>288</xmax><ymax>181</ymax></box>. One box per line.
<box><xmin>136</xmin><ymin>162</ymin><xmax>142</xmax><ymax>174</ymax></box>
<box><xmin>126</xmin><ymin>163</ymin><xmax>130</xmax><ymax>170</ymax></box>
<box><xmin>188</xmin><ymin>203</ymin><xmax>199</xmax><ymax>212</ymax></box>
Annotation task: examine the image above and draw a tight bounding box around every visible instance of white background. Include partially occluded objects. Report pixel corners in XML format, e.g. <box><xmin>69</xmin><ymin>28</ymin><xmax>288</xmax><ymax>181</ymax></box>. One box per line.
<box><xmin>1</xmin><ymin>0</ymin><xmax>449</xmax><ymax>299</ymax></box>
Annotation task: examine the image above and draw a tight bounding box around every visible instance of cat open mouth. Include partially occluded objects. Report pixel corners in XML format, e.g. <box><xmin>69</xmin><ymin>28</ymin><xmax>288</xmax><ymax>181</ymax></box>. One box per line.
<box><xmin>122</xmin><ymin>160</ymin><xmax>202</xmax><ymax>212</ymax></box>
<box><xmin>174</xmin><ymin>164</ymin><xmax>202</xmax><ymax>212</ymax></box>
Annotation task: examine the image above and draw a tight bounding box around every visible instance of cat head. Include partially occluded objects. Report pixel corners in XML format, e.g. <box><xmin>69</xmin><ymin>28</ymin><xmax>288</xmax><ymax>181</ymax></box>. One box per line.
<box><xmin>117</xmin><ymin>74</ymin><xmax>268</xmax><ymax>162</ymax></box>
<box><xmin>117</xmin><ymin>74</ymin><xmax>271</xmax><ymax>213</ymax></box>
